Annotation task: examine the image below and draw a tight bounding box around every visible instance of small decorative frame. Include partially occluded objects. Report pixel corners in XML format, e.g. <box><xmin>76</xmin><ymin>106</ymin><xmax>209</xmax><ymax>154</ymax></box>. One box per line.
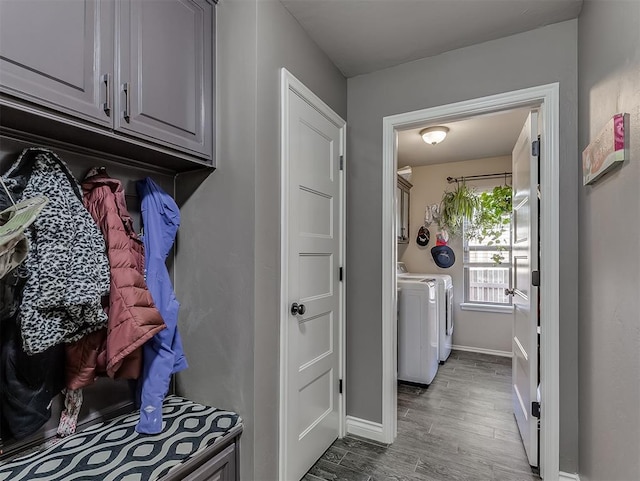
<box><xmin>582</xmin><ymin>113</ymin><xmax>630</xmax><ymax>185</ymax></box>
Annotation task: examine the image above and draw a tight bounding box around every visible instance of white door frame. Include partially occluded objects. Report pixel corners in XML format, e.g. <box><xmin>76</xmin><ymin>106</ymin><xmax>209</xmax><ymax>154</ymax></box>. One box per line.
<box><xmin>381</xmin><ymin>83</ymin><xmax>560</xmax><ymax>480</ymax></box>
<box><xmin>279</xmin><ymin>68</ymin><xmax>347</xmax><ymax>480</ymax></box>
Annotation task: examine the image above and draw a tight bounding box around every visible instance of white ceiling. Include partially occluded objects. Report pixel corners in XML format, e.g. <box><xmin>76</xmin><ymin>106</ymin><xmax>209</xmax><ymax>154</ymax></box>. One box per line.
<box><xmin>280</xmin><ymin>0</ymin><xmax>582</xmax><ymax>77</ymax></box>
<box><xmin>397</xmin><ymin>107</ymin><xmax>531</xmax><ymax>167</ymax></box>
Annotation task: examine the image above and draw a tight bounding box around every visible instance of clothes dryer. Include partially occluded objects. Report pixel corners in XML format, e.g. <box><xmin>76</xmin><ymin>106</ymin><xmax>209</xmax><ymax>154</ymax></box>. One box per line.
<box><xmin>397</xmin><ymin>278</ymin><xmax>439</xmax><ymax>385</ymax></box>
<box><xmin>397</xmin><ymin>262</ymin><xmax>453</xmax><ymax>363</ymax></box>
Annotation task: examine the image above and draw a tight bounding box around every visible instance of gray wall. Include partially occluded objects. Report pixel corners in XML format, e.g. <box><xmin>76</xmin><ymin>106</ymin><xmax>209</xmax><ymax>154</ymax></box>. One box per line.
<box><xmin>346</xmin><ymin>20</ymin><xmax>579</xmax><ymax>472</ymax></box>
<box><xmin>175</xmin><ymin>0</ymin><xmax>346</xmax><ymax>479</ymax></box>
<box><xmin>175</xmin><ymin>0</ymin><xmax>258</xmax><ymax>478</ymax></box>
<box><xmin>254</xmin><ymin>1</ymin><xmax>346</xmax><ymax>478</ymax></box>
<box><xmin>578</xmin><ymin>2</ymin><xmax>640</xmax><ymax>480</ymax></box>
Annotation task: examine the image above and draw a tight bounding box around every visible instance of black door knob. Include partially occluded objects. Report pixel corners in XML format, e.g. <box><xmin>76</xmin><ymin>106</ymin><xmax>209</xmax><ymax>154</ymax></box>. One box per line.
<box><xmin>291</xmin><ymin>302</ymin><xmax>306</xmax><ymax>315</ymax></box>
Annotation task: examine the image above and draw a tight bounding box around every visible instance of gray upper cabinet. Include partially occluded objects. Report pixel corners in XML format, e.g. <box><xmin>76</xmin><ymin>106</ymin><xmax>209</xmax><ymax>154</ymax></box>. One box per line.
<box><xmin>0</xmin><ymin>0</ymin><xmax>114</xmax><ymax>127</ymax></box>
<box><xmin>116</xmin><ymin>0</ymin><xmax>212</xmax><ymax>158</ymax></box>
<box><xmin>0</xmin><ymin>0</ymin><xmax>214</xmax><ymax>166</ymax></box>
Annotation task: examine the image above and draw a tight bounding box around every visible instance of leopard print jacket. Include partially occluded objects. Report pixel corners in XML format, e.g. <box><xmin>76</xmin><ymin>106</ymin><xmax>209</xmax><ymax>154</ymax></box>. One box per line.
<box><xmin>3</xmin><ymin>148</ymin><xmax>110</xmax><ymax>355</ymax></box>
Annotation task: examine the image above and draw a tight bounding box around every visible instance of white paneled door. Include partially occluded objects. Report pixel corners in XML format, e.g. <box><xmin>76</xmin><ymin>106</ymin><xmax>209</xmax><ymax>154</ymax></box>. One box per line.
<box><xmin>510</xmin><ymin>111</ymin><xmax>539</xmax><ymax>467</ymax></box>
<box><xmin>281</xmin><ymin>71</ymin><xmax>345</xmax><ymax>481</ymax></box>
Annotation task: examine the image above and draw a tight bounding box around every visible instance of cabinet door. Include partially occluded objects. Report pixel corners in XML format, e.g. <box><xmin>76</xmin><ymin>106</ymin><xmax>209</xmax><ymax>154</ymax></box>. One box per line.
<box><xmin>402</xmin><ymin>189</ymin><xmax>410</xmax><ymax>241</ymax></box>
<box><xmin>0</xmin><ymin>0</ymin><xmax>114</xmax><ymax>126</ymax></box>
<box><xmin>396</xmin><ymin>186</ymin><xmax>403</xmax><ymax>241</ymax></box>
<box><xmin>117</xmin><ymin>0</ymin><xmax>213</xmax><ymax>159</ymax></box>
<box><xmin>182</xmin><ymin>444</ymin><xmax>236</xmax><ymax>481</ymax></box>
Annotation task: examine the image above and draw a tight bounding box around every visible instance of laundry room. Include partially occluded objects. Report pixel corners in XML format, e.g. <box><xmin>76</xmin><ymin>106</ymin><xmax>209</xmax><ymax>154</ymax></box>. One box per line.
<box><xmin>396</xmin><ymin>107</ymin><xmax>532</xmax><ymax>358</ymax></box>
<box><xmin>389</xmin><ymin>106</ymin><xmax>543</xmax><ymax>478</ymax></box>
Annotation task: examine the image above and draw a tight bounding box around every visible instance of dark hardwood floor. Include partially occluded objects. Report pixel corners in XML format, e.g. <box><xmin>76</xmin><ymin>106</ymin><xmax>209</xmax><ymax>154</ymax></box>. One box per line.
<box><xmin>305</xmin><ymin>350</ymin><xmax>539</xmax><ymax>481</ymax></box>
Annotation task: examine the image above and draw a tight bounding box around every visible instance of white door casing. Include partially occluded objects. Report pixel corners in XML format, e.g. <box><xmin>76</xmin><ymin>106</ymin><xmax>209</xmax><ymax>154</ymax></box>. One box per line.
<box><xmin>280</xmin><ymin>69</ymin><xmax>346</xmax><ymax>481</ymax></box>
<box><xmin>381</xmin><ymin>84</ymin><xmax>560</xmax><ymax>480</ymax></box>
<box><xmin>511</xmin><ymin>111</ymin><xmax>539</xmax><ymax>466</ymax></box>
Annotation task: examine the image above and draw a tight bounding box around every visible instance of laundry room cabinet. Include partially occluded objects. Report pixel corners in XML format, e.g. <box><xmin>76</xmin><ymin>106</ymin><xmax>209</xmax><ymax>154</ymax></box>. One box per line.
<box><xmin>397</xmin><ymin>175</ymin><xmax>412</xmax><ymax>244</ymax></box>
<box><xmin>0</xmin><ymin>0</ymin><xmax>213</xmax><ymax>163</ymax></box>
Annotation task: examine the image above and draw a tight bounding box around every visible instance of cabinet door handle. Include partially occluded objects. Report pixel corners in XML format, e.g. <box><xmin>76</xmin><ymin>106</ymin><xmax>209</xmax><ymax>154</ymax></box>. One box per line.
<box><xmin>101</xmin><ymin>74</ymin><xmax>111</xmax><ymax>116</ymax></box>
<box><xmin>123</xmin><ymin>82</ymin><xmax>131</xmax><ymax>123</ymax></box>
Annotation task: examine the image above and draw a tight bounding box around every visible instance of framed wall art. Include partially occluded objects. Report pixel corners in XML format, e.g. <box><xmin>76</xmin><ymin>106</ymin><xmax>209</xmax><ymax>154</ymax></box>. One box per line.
<box><xmin>582</xmin><ymin>113</ymin><xmax>630</xmax><ymax>185</ymax></box>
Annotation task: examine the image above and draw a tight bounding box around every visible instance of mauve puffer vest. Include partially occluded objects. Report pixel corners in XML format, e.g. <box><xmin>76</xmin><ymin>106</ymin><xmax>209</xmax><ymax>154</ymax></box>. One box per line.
<box><xmin>65</xmin><ymin>169</ymin><xmax>166</xmax><ymax>389</ymax></box>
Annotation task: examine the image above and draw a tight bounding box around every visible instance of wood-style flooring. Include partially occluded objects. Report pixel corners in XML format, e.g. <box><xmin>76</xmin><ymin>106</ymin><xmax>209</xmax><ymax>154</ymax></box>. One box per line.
<box><xmin>305</xmin><ymin>350</ymin><xmax>539</xmax><ymax>481</ymax></box>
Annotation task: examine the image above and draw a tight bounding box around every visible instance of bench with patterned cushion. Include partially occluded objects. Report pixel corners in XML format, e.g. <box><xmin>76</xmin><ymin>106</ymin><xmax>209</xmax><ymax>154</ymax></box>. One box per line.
<box><xmin>0</xmin><ymin>395</ymin><xmax>242</xmax><ymax>481</ymax></box>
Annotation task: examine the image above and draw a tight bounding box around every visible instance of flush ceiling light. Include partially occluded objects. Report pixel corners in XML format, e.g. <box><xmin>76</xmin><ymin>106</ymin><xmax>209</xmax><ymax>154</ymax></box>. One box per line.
<box><xmin>420</xmin><ymin>126</ymin><xmax>449</xmax><ymax>145</ymax></box>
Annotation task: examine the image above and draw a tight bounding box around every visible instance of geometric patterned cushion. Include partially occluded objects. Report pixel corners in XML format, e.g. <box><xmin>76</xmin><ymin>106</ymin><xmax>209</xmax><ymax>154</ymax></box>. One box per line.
<box><xmin>0</xmin><ymin>396</ymin><xmax>241</xmax><ymax>480</ymax></box>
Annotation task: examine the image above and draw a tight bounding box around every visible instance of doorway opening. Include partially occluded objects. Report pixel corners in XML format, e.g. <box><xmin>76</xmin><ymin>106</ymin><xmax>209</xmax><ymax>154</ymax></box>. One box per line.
<box><xmin>382</xmin><ymin>84</ymin><xmax>560</xmax><ymax>480</ymax></box>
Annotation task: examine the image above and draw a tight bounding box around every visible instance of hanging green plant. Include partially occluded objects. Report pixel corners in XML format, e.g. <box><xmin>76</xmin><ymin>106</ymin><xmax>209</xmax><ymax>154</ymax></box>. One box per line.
<box><xmin>439</xmin><ymin>182</ymin><xmax>479</xmax><ymax>236</ymax></box>
<box><xmin>467</xmin><ymin>185</ymin><xmax>513</xmax><ymax>263</ymax></box>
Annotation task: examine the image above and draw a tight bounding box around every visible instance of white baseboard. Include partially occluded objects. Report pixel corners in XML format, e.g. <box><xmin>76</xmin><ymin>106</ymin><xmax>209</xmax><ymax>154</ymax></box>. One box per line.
<box><xmin>559</xmin><ymin>472</ymin><xmax>581</xmax><ymax>481</ymax></box>
<box><xmin>345</xmin><ymin>416</ymin><xmax>387</xmax><ymax>444</ymax></box>
<box><xmin>451</xmin><ymin>344</ymin><xmax>513</xmax><ymax>358</ymax></box>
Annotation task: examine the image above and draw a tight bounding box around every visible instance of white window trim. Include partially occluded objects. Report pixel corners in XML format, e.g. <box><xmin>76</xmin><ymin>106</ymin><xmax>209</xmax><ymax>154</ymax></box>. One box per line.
<box><xmin>463</xmin><ymin>217</ymin><xmax>513</xmax><ymax>306</ymax></box>
<box><xmin>460</xmin><ymin>302</ymin><xmax>514</xmax><ymax>314</ymax></box>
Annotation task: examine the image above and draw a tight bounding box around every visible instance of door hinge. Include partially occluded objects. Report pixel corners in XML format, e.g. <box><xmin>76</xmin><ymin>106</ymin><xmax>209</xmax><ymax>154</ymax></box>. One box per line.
<box><xmin>339</xmin><ymin>155</ymin><xmax>344</xmax><ymax>171</ymax></box>
<box><xmin>531</xmin><ymin>401</ymin><xmax>541</xmax><ymax>418</ymax></box>
<box><xmin>339</xmin><ymin>379</ymin><xmax>343</xmax><ymax>394</ymax></box>
<box><xmin>339</xmin><ymin>267</ymin><xmax>343</xmax><ymax>281</ymax></box>
<box><xmin>532</xmin><ymin>270</ymin><xmax>540</xmax><ymax>287</ymax></box>
<box><xmin>532</xmin><ymin>139</ymin><xmax>540</xmax><ymax>157</ymax></box>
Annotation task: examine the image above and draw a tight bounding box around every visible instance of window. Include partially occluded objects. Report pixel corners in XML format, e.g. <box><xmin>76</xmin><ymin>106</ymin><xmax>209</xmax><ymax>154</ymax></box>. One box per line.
<box><xmin>463</xmin><ymin>216</ymin><xmax>512</xmax><ymax>306</ymax></box>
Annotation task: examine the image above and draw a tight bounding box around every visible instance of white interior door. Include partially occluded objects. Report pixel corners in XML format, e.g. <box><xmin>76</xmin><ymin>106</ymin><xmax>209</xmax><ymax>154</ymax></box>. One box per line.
<box><xmin>282</xmin><ymin>74</ymin><xmax>345</xmax><ymax>481</ymax></box>
<box><xmin>511</xmin><ymin>111</ymin><xmax>539</xmax><ymax>467</ymax></box>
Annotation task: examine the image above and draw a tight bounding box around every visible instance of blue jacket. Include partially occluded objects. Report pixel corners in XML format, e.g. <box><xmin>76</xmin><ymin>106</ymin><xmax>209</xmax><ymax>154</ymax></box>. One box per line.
<box><xmin>135</xmin><ymin>177</ymin><xmax>188</xmax><ymax>434</ymax></box>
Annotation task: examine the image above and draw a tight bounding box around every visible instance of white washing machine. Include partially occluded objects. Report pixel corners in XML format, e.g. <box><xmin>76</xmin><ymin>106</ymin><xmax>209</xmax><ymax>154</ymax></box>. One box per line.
<box><xmin>397</xmin><ymin>278</ymin><xmax>439</xmax><ymax>385</ymax></box>
<box><xmin>397</xmin><ymin>262</ymin><xmax>454</xmax><ymax>363</ymax></box>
